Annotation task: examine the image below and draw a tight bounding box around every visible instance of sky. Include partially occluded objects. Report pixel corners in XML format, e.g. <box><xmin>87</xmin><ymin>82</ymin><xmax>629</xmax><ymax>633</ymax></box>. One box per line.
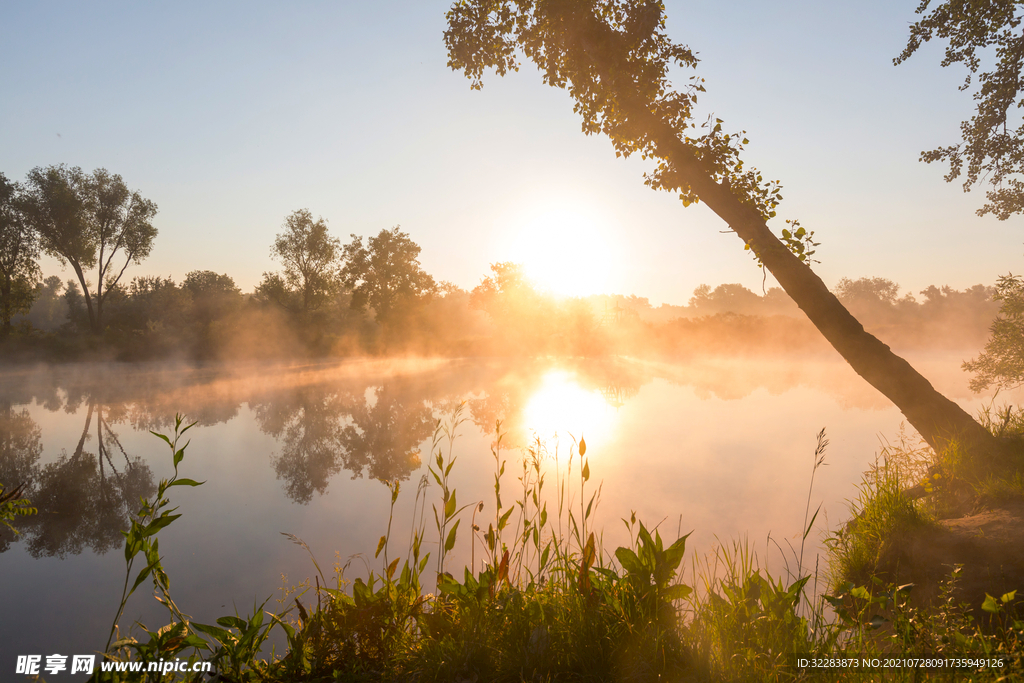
<box><xmin>2</xmin><ymin>1</ymin><xmax>1021</xmax><ymax>306</ymax></box>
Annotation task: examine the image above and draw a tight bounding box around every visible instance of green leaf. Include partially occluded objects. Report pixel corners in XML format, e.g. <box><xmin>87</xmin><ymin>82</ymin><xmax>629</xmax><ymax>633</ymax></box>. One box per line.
<box><xmin>124</xmin><ymin>533</ymin><xmax>142</xmax><ymax>562</ymax></box>
<box><xmin>129</xmin><ymin>561</ymin><xmax>158</xmax><ymax>595</ymax></box>
<box><xmin>582</xmin><ymin>459</ymin><xmax>590</xmax><ymax>482</ymax></box>
<box><xmin>445</xmin><ymin>519</ymin><xmax>461</xmax><ymax>552</ymax></box>
<box><xmin>982</xmin><ymin>593</ymin><xmax>1001</xmax><ymax>613</ymax></box>
<box><xmin>445</xmin><ymin>490</ymin><xmax>457</xmax><ymax>520</ymax></box>
<box><xmin>850</xmin><ymin>585</ymin><xmax>871</xmax><ymax>601</ymax></box>
<box><xmin>375</xmin><ymin>535</ymin><xmax>387</xmax><ymax>559</ymax></box>
<box><xmin>167</xmin><ymin>478</ymin><xmax>204</xmax><ymax>488</ymax></box>
<box><xmin>387</xmin><ymin>557</ymin><xmax>400</xmax><ymax>580</ymax></box>
<box><xmin>217</xmin><ymin>616</ymin><xmax>246</xmax><ymax>630</ymax></box>
<box><xmin>662</xmin><ymin>583</ymin><xmax>693</xmax><ymax>601</ymax></box>
<box><xmin>145</xmin><ymin>513</ymin><xmax>181</xmax><ymax>535</ymax></box>
<box><xmin>615</xmin><ymin>547</ymin><xmax>644</xmax><ymax>576</ymax></box>
<box><xmin>150</xmin><ymin>431</ymin><xmax>172</xmax><ymax>447</ymax></box>
<box><xmin>498</xmin><ymin>507</ymin><xmax>514</xmax><ymax>531</ymax></box>
<box><xmin>193</xmin><ymin>622</ymin><xmax>238</xmax><ymax>647</ymax></box>
<box><xmin>1002</xmin><ymin>590</ymin><xmax>1017</xmax><ymax>604</ymax></box>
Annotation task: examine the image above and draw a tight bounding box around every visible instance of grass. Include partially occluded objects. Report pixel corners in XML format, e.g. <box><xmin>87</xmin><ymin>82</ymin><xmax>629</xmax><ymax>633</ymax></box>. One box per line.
<box><xmin>826</xmin><ymin>447</ymin><xmax>935</xmax><ymax>587</ymax></box>
<box><xmin>50</xmin><ymin>410</ymin><xmax>1024</xmax><ymax>681</ymax></box>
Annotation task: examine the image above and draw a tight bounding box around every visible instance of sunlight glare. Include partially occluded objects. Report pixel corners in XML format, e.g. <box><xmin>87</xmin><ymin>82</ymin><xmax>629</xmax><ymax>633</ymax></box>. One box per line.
<box><xmin>506</xmin><ymin>205</ymin><xmax>617</xmax><ymax>297</ymax></box>
<box><xmin>521</xmin><ymin>370</ymin><xmax>619</xmax><ymax>451</ymax></box>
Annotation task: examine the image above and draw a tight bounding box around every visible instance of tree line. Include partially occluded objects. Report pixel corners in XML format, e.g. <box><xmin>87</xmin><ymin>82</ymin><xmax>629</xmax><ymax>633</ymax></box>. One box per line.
<box><xmin>0</xmin><ymin>164</ymin><xmax>1008</xmax><ymax>363</ymax></box>
<box><xmin>0</xmin><ymin>166</ymin><xmax>481</xmax><ymax>358</ymax></box>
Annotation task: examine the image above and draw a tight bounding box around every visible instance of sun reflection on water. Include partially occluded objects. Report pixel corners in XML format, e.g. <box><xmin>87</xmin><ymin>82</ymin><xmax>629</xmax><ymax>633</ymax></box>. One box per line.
<box><xmin>520</xmin><ymin>370</ymin><xmax>619</xmax><ymax>451</ymax></box>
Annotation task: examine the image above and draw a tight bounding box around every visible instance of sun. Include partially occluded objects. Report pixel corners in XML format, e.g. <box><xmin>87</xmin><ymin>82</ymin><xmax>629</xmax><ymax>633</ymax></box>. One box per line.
<box><xmin>504</xmin><ymin>204</ymin><xmax>618</xmax><ymax>298</ymax></box>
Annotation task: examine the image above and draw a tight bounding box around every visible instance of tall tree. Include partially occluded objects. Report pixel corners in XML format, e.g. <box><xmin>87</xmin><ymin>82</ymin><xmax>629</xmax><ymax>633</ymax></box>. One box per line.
<box><xmin>0</xmin><ymin>174</ymin><xmax>39</xmax><ymax>336</ymax></box>
<box><xmin>341</xmin><ymin>227</ymin><xmax>436</xmax><ymax>328</ymax></box>
<box><xmin>270</xmin><ymin>209</ymin><xmax>342</xmax><ymax>313</ymax></box>
<box><xmin>22</xmin><ymin>165</ymin><xmax>157</xmax><ymax>334</ymax></box>
<box><xmin>444</xmin><ymin>0</ymin><xmax>997</xmax><ymax>457</ymax></box>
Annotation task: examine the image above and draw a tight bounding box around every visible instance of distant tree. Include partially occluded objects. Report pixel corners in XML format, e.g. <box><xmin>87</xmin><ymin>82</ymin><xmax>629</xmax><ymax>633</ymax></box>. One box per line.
<box><xmin>181</xmin><ymin>270</ymin><xmax>242</xmax><ymax>356</ymax></box>
<box><xmin>341</xmin><ymin>227</ymin><xmax>436</xmax><ymax>328</ymax></box>
<box><xmin>834</xmin><ymin>277</ymin><xmax>900</xmax><ymax>307</ymax></box>
<box><xmin>0</xmin><ymin>173</ymin><xmax>39</xmax><ymax>336</ymax></box>
<box><xmin>964</xmin><ymin>274</ymin><xmax>1024</xmax><ymax>392</ymax></box>
<box><xmin>470</xmin><ymin>262</ymin><xmax>558</xmax><ymax>350</ymax></box>
<box><xmin>182</xmin><ymin>270</ymin><xmax>240</xmax><ymax>299</ymax></box>
<box><xmin>182</xmin><ymin>270</ymin><xmax>241</xmax><ymax>323</ymax></box>
<box><xmin>470</xmin><ymin>261</ymin><xmax>535</xmax><ymax>321</ymax></box>
<box><xmin>833</xmin><ymin>277</ymin><xmax>909</xmax><ymax>326</ymax></box>
<box><xmin>688</xmin><ymin>283</ymin><xmax>761</xmax><ymax>315</ymax></box>
<box><xmin>23</xmin><ymin>276</ymin><xmax>65</xmax><ymax>331</ymax></box>
<box><xmin>436</xmin><ymin>280</ymin><xmax>466</xmax><ymax>297</ymax></box>
<box><xmin>62</xmin><ymin>277</ymin><xmax>91</xmax><ymax>332</ymax></box>
<box><xmin>762</xmin><ymin>287</ymin><xmax>798</xmax><ymax>315</ymax></box>
<box><xmin>21</xmin><ymin>165</ymin><xmax>158</xmax><ymax>334</ymax></box>
<box><xmin>103</xmin><ymin>276</ymin><xmax>190</xmax><ymax>357</ymax></box>
<box><xmin>270</xmin><ymin>209</ymin><xmax>341</xmax><ymax>313</ymax></box>
<box><xmin>253</xmin><ymin>272</ymin><xmax>296</xmax><ymax>311</ymax></box>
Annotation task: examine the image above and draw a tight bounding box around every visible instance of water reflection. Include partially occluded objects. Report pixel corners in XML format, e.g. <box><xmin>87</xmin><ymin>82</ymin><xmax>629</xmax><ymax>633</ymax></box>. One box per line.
<box><xmin>0</xmin><ymin>403</ymin><xmax>42</xmax><ymax>553</ymax></box>
<box><xmin>336</xmin><ymin>382</ymin><xmax>434</xmax><ymax>482</ymax></box>
<box><xmin>469</xmin><ymin>359</ymin><xmax>646</xmax><ymax>447</ymax></box>
<box><xmin>254</xmin><ymin>386</ymin><xmax>352</xmax><ymax>504</ymax></box>
<box><xmin>0</xmin><ymin>400</ymin><xmax>155</xmax><ymax>557</ymax></box>
<box><xmin>0</xmin><ymin>354</ymin><xmax>988</xmax><ymax>556</ymax></box>
<box><xmin>521</xmin><ymin>370</ymin><xmax>620</xmax><ymax>445</ymax></box>
<box><xmin>252</xmin><ymin>378</ymin><xmax>436</xmax><ymax>503</ymax></box>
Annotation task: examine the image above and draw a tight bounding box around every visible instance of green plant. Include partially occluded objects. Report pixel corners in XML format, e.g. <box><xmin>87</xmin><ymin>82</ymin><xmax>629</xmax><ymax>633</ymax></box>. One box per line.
<box><xmin>428</xmin><ymin>403</ymin><xmax>473</xmax><ymax>575</ymax></box>
<box><xmin>827</xmin><ymin>451</ymin><xmax>932</xmax><ymax>587</ymax></box>
<box><xmin>0</xmin><ymin>480</ymin><xmax>36</xmax><ymax>534</ymax></box>
<box><xmin>105</xmin><ymin>415</ymin><xmax>204</xmax><ymax>653</ymax></box>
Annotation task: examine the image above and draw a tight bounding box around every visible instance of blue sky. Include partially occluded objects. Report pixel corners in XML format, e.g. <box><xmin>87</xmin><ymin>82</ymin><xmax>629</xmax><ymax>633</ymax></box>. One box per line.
<box><xmin>2</xmin><ymin>1</ymin><xmax>1020</xmax><ymax>305</ymax></box>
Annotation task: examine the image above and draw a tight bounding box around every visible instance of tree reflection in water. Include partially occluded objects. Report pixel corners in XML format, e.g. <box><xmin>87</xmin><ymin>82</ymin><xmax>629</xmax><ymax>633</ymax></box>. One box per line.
<box><xmin>254</xmin><ymin>380</ymin><xmax>434</xmax><ymax>504</ymax></box>
<box><xmin>0</xmin><ymin>399</ymin><xmax>155</xmax><ymax>557</ymax></box>
<box><xmin>337</xmin><ymin>383</ymin><xmax>433</xmax><ymax>482</ymax></box>
<box><xmin>255</xmin><ymin>387</ymin><xmax>350</xmax><ymax>504</ymax></box>
<box><xmin>0</xmin><ymin>402</ymin><xmax>42</xmax><ymax>552</ymax></box>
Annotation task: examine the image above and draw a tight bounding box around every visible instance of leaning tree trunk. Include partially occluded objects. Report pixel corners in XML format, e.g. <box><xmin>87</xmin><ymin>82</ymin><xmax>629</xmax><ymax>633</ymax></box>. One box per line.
<box><xmin>573</xmin><ymin>18</ymin><xmax>999</xmax><ymax>460</ymax></box>
<box><xmin>645</xmin><ymin>107</ymin><xmax>995</xmax><ymax>457</ymax></box>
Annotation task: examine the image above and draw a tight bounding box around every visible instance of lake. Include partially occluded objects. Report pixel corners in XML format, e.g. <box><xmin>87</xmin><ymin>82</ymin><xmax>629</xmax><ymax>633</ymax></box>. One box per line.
<box><xmin>0</xmin><ymin>352</ymin><xmax>1012</xmax><ymax>668</ymax></box>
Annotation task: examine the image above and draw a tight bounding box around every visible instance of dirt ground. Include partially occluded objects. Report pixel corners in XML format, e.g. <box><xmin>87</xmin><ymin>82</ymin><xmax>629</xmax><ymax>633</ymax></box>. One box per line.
<box><xmin>876</xmin><ymin>500</ymin><xmax>1024</xmax><ymax>617</ymax></box>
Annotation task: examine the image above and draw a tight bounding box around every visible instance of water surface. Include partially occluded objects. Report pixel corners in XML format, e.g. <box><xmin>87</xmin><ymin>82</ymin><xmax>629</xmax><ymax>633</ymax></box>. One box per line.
<box><xmin>0</xmin><ymin>353</ymin><xmax>1009</xmax><ymax>666</ymax></box>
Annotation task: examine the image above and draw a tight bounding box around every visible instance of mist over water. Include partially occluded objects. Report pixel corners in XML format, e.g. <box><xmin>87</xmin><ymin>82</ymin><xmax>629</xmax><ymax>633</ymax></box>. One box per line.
<box><xmin>0</xmin><ymin>353</ymin><xmax>1016</xmax><ymax>665</ymax></box>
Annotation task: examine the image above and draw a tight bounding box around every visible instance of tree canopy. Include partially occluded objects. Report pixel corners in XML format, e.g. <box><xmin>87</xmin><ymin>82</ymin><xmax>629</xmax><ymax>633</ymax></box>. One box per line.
<box><xmin>21</xmin><ymin>165</ymin><xmax>157</xmax><ymax>333</ymax></box>
<box><xmin>341</xmin><ymin>227</ymin><xmax>436</xmax><ymax>328</ymax></box>
<box><xmin>964</xmin><ymin>273</ymin><xmax>1024</xmax><ymax>391</ymax></box>
<box><xmin>896</xmin><ymin>0</ymin><xmax>1024</xmax><ymax>219</ymax></box>
<box><xmin>0</xmin><ymin>173</ymin><xmax>39</xmax><ymax>336</ymax></box>
<box><xmin>270</xmin><ymin>209</ymin><xmax>342</xmax><ymax>313</ymax></box>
